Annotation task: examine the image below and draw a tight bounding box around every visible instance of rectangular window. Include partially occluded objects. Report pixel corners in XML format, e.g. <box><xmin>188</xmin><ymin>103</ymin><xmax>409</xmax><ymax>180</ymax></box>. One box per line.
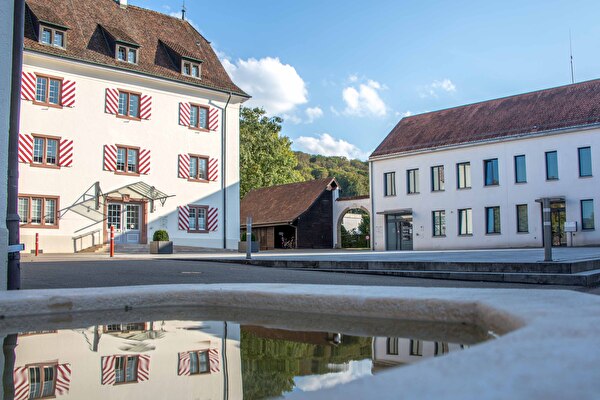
<box><xmin>409</xmin><ymin>340</ymin><xmax>422</xmax><ymax>356</ymax></box>
<box><xmin>117</xmin><ymin>91</ymin><xmax>141</xmax><ymax>118</ymax></box>
<box><xmin>189</xmin><ymin>155</ymin><xmax>208</xmax><ymax>181</ymax></box>
<box><xmin>28</xmin><ymin>364</ymin><xmax>57</xmax><ymax>399</ymax></box>
<box><xmin>189</xmin><ymin>105</ymin><xmax>209</xmax><ymax>129</ymax></box>
<box><xmin>581</xmin><ymin>199</ymin><xmax>595</xmax><ymax>230</ymax></box>
<box><xmin>432</xmin><ymin>210</ymin><xmax>446</xmax><ymax>237</ymax></box>
<box><xmin>514</xmin><ymin>155</ymin><xmax>527</xmax><ymax>183</ymax></box>
<box><xmin>545</xmin><ymin>151</ymin><xmax>558</xmax><ymax>180</ymax></box>
<box><xmin>386</xmin><ymin>338</ymin><xmax>399</xmax><ymax>355</ymax></box>
<box><xmin>516</xmin><ymin>204</ymin><xmax>528</xmax><ymax>233</ymax></box>
<box><xmin>188</xmin><ymin>206</ymin><xmax>208</xmax><ymax>232</ymax></box>
<box><xmin>32</xmin><ymin>136</ymin><xmax>59</xmax><ymax>166</ymax></box>
<box><xmin>189</xmin><ymin>351</ymin><xmax>210</xmax><ymax>374</ymax></box>
<box><xmin>18</xmin><ymin>195</ymin><xmax>59</xmax><ymax>227</ymax></box>
<box><xmin>383</xmin><ymin>172</ymin><xmax>396</xmax><ymax>196</ymax></box>
<box><xmin>485</xmin><ymin>206</ymin><xmax>501</xmax><ymax>234</ymax></box>
<box><xmin>578</xmin><ymin>147</ymin><xmax>592</xmax><ymax>177</ymax></box>
<box><xmin>35</xmin><ymin>75</ymin><xmax>62</xmax><ymax>106</ymax></box>
<box><xmin>484</xmin><ymin>159</ymin><xmax>499</xmax><ymax>186</ymax></box>
<box><xmin>407</xmin><ymin>169</ymin><xmax>419</xmax><ymax>194</ymax></box>
<box><xmin>431</xmin><ymin>165</ymin><xmax>445</xmax><ymax>191</ymax></box>
<box><xmin>39</xmin><ymin>26</ymin><xmax>65</xmax><ymax>48</ymax></box>
<box><xmin>115</xmin><ymin>355</ymin><xmax>138</xmax><ymax>383</ymax></box>
<box><xmin>457</xmin><ymin>162</ymin><xmax>471</xmax><ymax>189</ymax></box>
<box><xmin>458</xmin><ymin>208</ymin><xmax>472</xmax><ymax>235</ymax></box>
<box><xmin>116</xmin><ymin>45</ymin><xmax>137</xmax><ymax>64</ymax></box>
<box><xmin>116</xmin><ymin>146</ymin><xmax>139</xmax><ymax>174</ymax></box>
<box><xmin>182</xmin><ymin>61</ymin><xmax>201</xmax><ymax>78</ymax></box>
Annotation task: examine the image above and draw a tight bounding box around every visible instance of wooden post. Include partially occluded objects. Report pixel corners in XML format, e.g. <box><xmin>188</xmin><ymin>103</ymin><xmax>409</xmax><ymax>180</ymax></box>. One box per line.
<box><xmin>35</xmin><ymin>233</ymin><xmax>39</xmax><ymax>256</ymax></box>
<box><xmin>110</xmin><ymin>225</ymin><xmax>115</xmax><ymax>258</ymax></box>
<box><xmin>246</xmin><ymin>216</ymin><xmax>252</xmax><ymax>260</ymax></box>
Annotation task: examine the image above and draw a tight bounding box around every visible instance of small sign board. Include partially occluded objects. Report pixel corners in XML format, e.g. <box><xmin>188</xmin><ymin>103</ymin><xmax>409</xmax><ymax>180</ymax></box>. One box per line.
<box><xmin>564</xmin><ymin>221</ymin><xmax>577</xmax><ymax>232</ymax></box>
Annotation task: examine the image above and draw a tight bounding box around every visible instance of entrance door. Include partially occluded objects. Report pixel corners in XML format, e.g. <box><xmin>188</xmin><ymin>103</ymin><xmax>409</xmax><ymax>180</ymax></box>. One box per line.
<box><xmin>386</xmin><ymin>214</ymin><xmax>413</xmax><ymax>251</ymax></box>
<box><xmin>107</xmin><ymin>203</ymin><xmax>141</xmax><ymax>244</ymax></box>
<box><xmin>550</xmin><ymin>202</ymin><xmax>567</xmax><ymax>247</ymax></box>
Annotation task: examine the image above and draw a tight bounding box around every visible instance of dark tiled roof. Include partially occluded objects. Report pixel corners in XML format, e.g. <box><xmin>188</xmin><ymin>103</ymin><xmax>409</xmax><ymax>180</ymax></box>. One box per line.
<box><xmin>24</xmin><ymin>0</ymin><xmax>247</xmax><ymax>97</ymax></box>
<box><xmin>101</xmin><ymin>24</ymin><xmax>139</xmax><ymax>47</ymax></box>
<box><xmin>371</xmin><ymin>79</ymin><xmax>600</xmax><ymax>158</ymax></box>
<box><xmin>27</xmin><ymin>2</ymin><xmax>67</xmax><ymax>28</ymax></box>
<box><xmin>240</xmin><ymin>178</ymin><xmax>337</xmax><ymax>226</ymax></box>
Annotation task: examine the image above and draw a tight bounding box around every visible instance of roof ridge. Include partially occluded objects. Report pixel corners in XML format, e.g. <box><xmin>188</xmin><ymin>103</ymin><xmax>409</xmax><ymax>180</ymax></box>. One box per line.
<box><xmin>404</xmin><ymin>77</ymin><xmax>600</xmax><ymax>120</ymax></box>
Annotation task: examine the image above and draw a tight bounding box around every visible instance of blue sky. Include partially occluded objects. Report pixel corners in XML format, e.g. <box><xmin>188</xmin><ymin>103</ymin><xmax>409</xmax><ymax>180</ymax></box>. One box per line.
<box><xmin>134</xmin><ymin>0</ymin><xmax>600</xmax><ymax>160</ymax></box>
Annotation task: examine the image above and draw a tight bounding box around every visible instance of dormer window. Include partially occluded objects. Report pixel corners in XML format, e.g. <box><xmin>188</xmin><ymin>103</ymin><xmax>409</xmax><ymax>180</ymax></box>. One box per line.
<box><xmin>182</xmin><ymin>60</ymin><xmax>201</xmax><ymax>78</ymax></box>
<box><xmin>117</xmin><ymin>45</ymin><xmax>137</xmax><ymax>64</ymax></box>
<box><xmin>39</xmin><ymin>25</ymin><xmax>66</xmax><ymax>48</ymax></box>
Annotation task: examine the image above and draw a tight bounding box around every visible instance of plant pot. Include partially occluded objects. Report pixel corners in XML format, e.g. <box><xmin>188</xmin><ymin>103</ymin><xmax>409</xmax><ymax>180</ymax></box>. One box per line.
<box><xmin>238</xmin><ymin>241</ymin><xmax>259</xmax><ymax>253</ymax></box>
<box><xmin>150</xmin><ymin>241</ymin><xmax>173</xmax><ymax>254</ymax></box>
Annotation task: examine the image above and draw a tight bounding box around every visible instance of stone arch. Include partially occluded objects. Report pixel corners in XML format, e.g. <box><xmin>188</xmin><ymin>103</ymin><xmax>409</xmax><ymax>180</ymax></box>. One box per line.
<box><xmin>335</xmin><ymin>205</ymin><xmax>370</xmax><ymax>249</ymax></box>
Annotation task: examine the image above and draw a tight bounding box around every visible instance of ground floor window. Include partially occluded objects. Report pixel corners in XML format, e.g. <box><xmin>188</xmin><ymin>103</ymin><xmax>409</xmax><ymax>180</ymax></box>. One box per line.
<box><xmin>432</xmin><ymin>210</ymin><xmax>446</xmax><ymax>237</ymax></box>
<box><xmin>115</xmin><ymin>355</ymin><xmax>138</xmax><ymax>383</ymax></box>
<box><xmin>386</xmin><ymin>338</ymin><xmax>399</xmax><ymax>355</ymax></box>
<box><xmin>581</xmin><ymin>200</ymin><xmax>595</xmax><ymax>230</ymax></box>
<box><xmin>189</xmin><ymin>351</ymin><xmax>210</xmax><ymax>374</ymax></box>
<box><xmin>516</xmin><ymin>204</ymin><xmax>528</xmax><ymax>233</ymax></box>
<box><xmin>189</xmin><ymin>206</ymin><xmax>208</xmax><ymax>232</ymax></box>
<box><xmin>458</xmin><ymin>208</ymin><xmax>472</xmax><ymax>235</ymax></box>
<box><xmin>18</xmin><ymin>195</ymin><xmax>58</xmax><ymax>228</ymax></box>
<box><xmin>409</xmin><ymin>339</ymin><xmax>422</xmax><ymax>356</ymax></box>
<box><xmin>28</xmin><ymin>364</ymin><xmax>56</xmax><ymax>399</ymax></box>
<box><xmin>486</xmin><ymin>206</ymin><xmax>501</xmax><ymax>234</ymax></box>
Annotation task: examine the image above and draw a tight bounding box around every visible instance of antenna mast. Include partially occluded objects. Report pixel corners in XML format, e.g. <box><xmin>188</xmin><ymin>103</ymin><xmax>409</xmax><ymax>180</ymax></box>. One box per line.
<box><xmin>181</xmin><ymin>0</ymin><xmax>186</xmax><ymax>20</ymax></box>
<box><xmin>569</xmin><ymin>29</ymin><xmax>575</xmax><ymax>84</ymax></box>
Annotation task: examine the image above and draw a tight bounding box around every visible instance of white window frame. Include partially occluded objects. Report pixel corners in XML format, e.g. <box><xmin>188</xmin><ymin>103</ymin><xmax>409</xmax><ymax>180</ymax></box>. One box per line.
<box><xmin>39</xmin><ymin>25</ymin><xmax>66</xmax><ymax>48</ymax></box>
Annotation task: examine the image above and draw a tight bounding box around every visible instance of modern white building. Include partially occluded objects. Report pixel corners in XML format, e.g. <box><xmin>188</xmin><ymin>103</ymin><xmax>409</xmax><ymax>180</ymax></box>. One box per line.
<box><xmin>370</xmin><ymin>80</ymin><xmax>599</xmax><ymax>251</ymax></box>
<box><xmin>18</xmin><ymin>0</ymin><xmax>248</xmax><ymax>253</ymax></box>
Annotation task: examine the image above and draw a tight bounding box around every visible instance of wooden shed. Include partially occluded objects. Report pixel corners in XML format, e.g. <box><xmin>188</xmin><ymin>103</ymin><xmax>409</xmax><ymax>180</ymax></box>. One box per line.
<box><xmin>240</xmin><ymin>178</ymin><xmax>339</xmax><ymax>250</ymax></box>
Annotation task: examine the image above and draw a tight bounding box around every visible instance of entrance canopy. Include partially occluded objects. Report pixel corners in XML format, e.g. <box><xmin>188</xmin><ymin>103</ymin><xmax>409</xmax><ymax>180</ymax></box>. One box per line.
<box><xmin>61</xmin><ymin>181</ymin><xmax>174</xmax><ymax>224</ymax></box>
<box><xmin>376</xmin><ymin>208</ymin><xmax>413</xmax><ymax>216</ymax></box>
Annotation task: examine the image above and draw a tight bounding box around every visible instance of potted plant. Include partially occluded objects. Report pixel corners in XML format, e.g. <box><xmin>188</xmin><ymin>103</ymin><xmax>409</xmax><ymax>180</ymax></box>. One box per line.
<box><xmin>238</xmin><ymin>232</ymin><xmax>259</xmax><ymax>253</ymax></box>
<box><xmin>150</xmin><ymin>230</ymin><xmax>173</xmax><ymax>254</ymax></box>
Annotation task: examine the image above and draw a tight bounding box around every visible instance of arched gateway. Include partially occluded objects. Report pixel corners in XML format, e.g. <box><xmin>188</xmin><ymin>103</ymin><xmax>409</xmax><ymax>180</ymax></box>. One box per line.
<box><xmin>333</xmin><ymin>195</ymin><xmax>371</xmax><ymax>249</ymax></box>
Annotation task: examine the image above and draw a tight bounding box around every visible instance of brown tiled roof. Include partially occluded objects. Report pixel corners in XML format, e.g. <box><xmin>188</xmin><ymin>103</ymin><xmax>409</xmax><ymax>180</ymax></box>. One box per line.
<box><xmin>371</xmin><ymin>79</ymin><xmax>600</xmax><ymax>158</ymax></box>
<box><xmin>240</xmin><ymin>178</ymin><xmax>337</xmax><ymax>226</ymax></box>
<box><xmin>24</xmin><ymin>0</ymin><xmax>247</xmax><ymax>97</ymax></box>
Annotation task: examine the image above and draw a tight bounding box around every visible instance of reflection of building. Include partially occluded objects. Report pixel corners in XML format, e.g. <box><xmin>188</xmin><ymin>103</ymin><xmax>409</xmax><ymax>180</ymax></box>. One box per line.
<box><xmin>372</xmin><ymin>337</ymin><xmax>465</xmax><ymax>372</ymax></box>
<box><xmin>370</xmin><ymin>81</ymin><xmax>599</xmax><ymax>250</ymax></box>
<box><xmin>18</xmin><ymin>0</ymin><xmax>248</xmax><ymax>253</ymax></box>
<box><xmin>13</xmin><ymin>320</ymin><xmax>242</xmax><ymax>399</ymax></box>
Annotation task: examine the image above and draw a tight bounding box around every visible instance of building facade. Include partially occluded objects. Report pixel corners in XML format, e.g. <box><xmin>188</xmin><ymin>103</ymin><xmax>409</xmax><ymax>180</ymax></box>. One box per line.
<box><xmin>370</xmin><ymin>81</ymin><xmax>599</xmax><ymax>251</ymax></box>
<box><xmin>18</xmin><ymin>0</ymin><xmax>248</xmax><ymax>253</ymax></box>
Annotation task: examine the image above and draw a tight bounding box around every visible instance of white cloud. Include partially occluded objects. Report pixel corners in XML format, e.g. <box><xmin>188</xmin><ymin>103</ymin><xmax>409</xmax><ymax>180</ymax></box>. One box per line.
<box><xmin>292</xmin><ymin>360</ymin><xmax>372</xmax><ymax>393</ymax></box>
<box><xmin>395</xmin><ymin>110</ymin><xmax>412</xmax><ymax>118</ymax></box>
<box><xmin>293</xmin><ymin>133</ymin><xmax>370</xmax><ymax>160</ymax></box>
<box><xmin>419</xmin><ymin>78</ymin><xmax>456</xmax><ymax>98</ymax></box>
<box><xmin>348</xmin><ymin>74</ymin><xmax>359</xmax><ymax>83</ymax></box>
<box><xmin>221</xmin><ymin>56</ymin><xmax>308</xmax><ymax>115</ymax></box>
<box><xmin>282</xmin><ymin>113</ymin><xmax>302</xmax><ymax>125</ymax></box>
<box><xmin>342</xmin><ymin>79</ymin><xmax>387</xmax><ymax>117</ymax></box>
<box><xmin>305</xmin><ymin>107</ymin><xmax>324</xmax><ymax>123</ymax></box>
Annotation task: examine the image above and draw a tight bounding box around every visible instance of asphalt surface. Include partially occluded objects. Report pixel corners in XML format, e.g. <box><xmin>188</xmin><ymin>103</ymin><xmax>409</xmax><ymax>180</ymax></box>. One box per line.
<box><xmin>19</xmin><ymin>258</ymin><xmax>600</xmax><ymax>294</ymax></box>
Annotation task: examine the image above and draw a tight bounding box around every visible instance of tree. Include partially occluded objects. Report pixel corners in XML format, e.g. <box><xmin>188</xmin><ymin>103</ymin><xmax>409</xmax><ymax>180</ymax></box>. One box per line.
<box><xmin>240</xmin><ymin>107</ymin><xmax>303</xmax><ymax>197</ymax></box>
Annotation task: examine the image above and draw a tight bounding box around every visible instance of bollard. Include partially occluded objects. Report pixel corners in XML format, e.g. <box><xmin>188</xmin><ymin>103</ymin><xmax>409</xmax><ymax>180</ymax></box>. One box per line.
<box><xmin>246</xmin><ymin>216</ymin><xmax>252</xmax><ymax>260</ymax></box>
<box><xmin>110</xmin><ymin>225</ymin><xmax>115</xmax><ymax>258</ymax></box>
<box><xmin>35</xmin><ymin>233</ymin><xmax>39</xmax><ymax>256</ymax></box>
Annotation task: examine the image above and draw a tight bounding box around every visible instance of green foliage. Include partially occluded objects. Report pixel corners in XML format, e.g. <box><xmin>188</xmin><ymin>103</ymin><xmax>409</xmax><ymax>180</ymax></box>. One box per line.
<box><xmin>240</xmin><ymin>107</ymin><xmax>303</xmax><ymax>197</ymax></box>
<box><xmin>152</xmin><ymin>230</ymin><xmax>169</xmax><ymax>241</ymax></box>
<box><xmin>241</xmin><ymin>232</ymin><xmax>257</xmax><ymax>241</ymax></box>
<box><xmin>358</xmin><ymin>213</ymin><xmax>370</xmax><ymax>236</ymax></box>
<box><xmin>341</xmin><ymin>210</ymin><xmax>370</xmax><ymax>248</ymax></box>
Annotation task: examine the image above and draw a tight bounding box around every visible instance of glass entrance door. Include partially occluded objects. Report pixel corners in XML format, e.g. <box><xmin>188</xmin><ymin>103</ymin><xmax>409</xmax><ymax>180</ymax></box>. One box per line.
<box><xmin>107</xmin><ymin>203</ymin><xmax>141</xmax><ymax>244</ymax></box>
<box><xmin>386</xmin><ymin>214</ymin><xmax>413</xmax><ymax>251</ymax></box>
<box><xmin>550</xmin><ymin>202</ymin><xmax>567</xmax><ymax>247</ymax></box>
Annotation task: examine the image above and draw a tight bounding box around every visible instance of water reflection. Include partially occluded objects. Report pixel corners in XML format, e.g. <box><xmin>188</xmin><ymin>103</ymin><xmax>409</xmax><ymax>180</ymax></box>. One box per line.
<box><xmin>4</xmin><ymin>321</ymin><xmax>477</xmax><ymax>399</ymax></box>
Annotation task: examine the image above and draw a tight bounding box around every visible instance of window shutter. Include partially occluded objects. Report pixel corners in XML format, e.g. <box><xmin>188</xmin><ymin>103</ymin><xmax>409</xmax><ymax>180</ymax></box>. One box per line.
<box><xmin>178</xmin><ymin>352</ymin><xmax>191</xmax><ymax>376</ymax></box>
<box><xmin>101</xmin><ymin>356</ymin><xmax>117</xmax><ymax>385</ymax></box>
<box><xmin>207</xmin><ymin>207</ymin><xmax>218</xmax><ymax>232</ymax></box>
<box><xmin>61</xmin><ymin>80</ymin><xmax>76</xmax><ymax>107</ymax></box>
<box><xmin>137</xmin><ymin>355</ymin><xmax>150</xmax><ymax>382</ymax></box>
<box><xmin>208</xmin><ymin>158</ymin><xmax>218</xmax><ymax>181</ymax></box>
<box><xmin>103</xmin><ymin>145</ymin><xmax>117</xmax><ymax>171</ymax></box>
<box><xmin>13</xmin><ymin>366</ymin><xmax>30</xmax><ymax>400</ymax></box>
<box><xmin>178</xmin><ymin>205</ymin><xmax>190</xmax><ymax>231</ymax></box>
<box><xmin>179</xmin><ymin>102</ymin><xmax>190</xmax><ymax>126</ymax></box>
<box><xmin>105</xmin><ymin>88</ymin><xmax>119</xmax><ymax>115</ymax></box>
<box><xmin>140</xmin><ymin>94</ymin><xmax>152</xmax><ymax>120</ymax></box>
<box><xmin>178</xmin><ymin>154</ymin><xmax>190</xmax><ymax>178</ymax></box>
<box><xmin>139</xmin><ymin>148</ymin><xmax>151</xmax><ymax>175</ymax></box>
<box><xmin>20</xmin><ymin>72</ymin><xmax>36</xmax><ymax>101</ymax></box>
<box><xmin>208</xmin><ymin>107</ymin><xmax>219</xmax><ymax>131</ymax></box>
<box><xmin>55</xmin><ymin>364</ymin><xmax>72</xmax><ymax>395</ymax></box>
<box><xmin>58</xmin><ymin>139</ymin><xmax>74</xmax><ymax>167</ymax></box>
<box><xmin>18</xmin><ymin>134</ymin><xmax>34</xmax><ymax>164</ymax></box>
<box><xmin>208</xmin><ymin>348</ymin><xmax>220</xmax><ymax>372</ymax></box>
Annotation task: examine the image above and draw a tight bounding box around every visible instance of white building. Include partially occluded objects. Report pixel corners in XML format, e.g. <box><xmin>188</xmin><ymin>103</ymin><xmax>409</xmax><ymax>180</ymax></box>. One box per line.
<box><xmin>370</xmin><ymin>81</ymin><xmax>599</xmax><ymax>250</ymax></box>
<box><xmin>18</xmin><ymin>0</ymin><xmax>248</xmax><ymax>253</ymax></box>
